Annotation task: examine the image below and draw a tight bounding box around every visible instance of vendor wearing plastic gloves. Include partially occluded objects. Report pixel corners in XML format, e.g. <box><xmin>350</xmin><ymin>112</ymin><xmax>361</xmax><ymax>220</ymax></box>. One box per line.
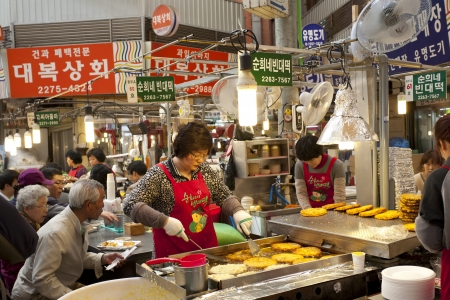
<box><xmin>123</xmin><ymin>122</ymin><xmax>251</xmax><ymax>258</ymax></box>
<box><xmin>294</xmin><ymin>135</ymin><xmax>346</xmax><ymax>209</ymax></box>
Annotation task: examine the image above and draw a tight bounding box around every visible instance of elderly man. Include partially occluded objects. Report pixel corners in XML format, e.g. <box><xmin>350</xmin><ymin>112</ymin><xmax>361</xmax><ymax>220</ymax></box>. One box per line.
<box><xmin>12</xmin><ymin>179</ymin><xmax>125</xmax><ymax>300</ymax></box>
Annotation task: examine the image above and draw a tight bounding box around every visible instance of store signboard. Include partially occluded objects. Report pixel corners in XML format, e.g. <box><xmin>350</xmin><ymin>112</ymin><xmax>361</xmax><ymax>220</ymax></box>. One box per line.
<box><xmin>125</xmin><ymin>76</ymin><xmax>138</xmax><ymax>103</ymax></box>
<box><xmin>387</xmin><ymin>0</ymin><xmax>450</xmax><ymax>75</ymax></box>
<box><xmin>150</xmin><ymin>42</ymin><xmax>234</xmax><ymax>96</ymax></box>
<box><xmin>35</xmin><ymin>111</ymin><xmax>59</xmax><ymax>127</ymax></box>
<box><xmin>251</xmin><ymin>52</ymin><xmax>292</xmax><ymax>86</ymax></box>
<box><xmin>302</xmin><ymin>23</ymin><xmax>326</xmax><ymax>48</ymax></box>
<box><xmin>131</xmin><ymin>76</ymin><xmax>175</xmax><ymax>102</ymax></box>
<box><xmin>152</xmin><ymin>5</ymin><xmax>179</xmax><ymax>37</ymax></box>
<box><xmin>405</xmin><ymin>71</ymin><xmax>447</xmax><ymax>101</ymax></box>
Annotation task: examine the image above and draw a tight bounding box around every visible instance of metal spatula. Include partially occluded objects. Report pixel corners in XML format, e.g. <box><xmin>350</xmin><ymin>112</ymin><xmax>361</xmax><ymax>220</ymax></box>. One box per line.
<box><xmin>239</xmin><ymin>224</ymin><xmax>261</xmax><ymax>256</ymax></box>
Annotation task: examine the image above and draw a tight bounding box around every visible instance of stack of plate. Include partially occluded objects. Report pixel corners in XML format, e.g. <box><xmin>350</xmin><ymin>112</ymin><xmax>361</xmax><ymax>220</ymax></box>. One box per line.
<box><xmin>381</xmin><ymin>266</ymin><xmax>435</xmax><ymax>300</ymax></box>
<box><xmin>248</xmin><ymin>163</ymin><xmax>260</xmax><ymax>176</ymax></box>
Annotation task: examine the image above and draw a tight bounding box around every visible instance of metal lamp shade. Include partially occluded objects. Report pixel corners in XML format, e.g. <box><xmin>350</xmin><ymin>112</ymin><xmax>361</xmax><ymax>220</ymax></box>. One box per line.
<box><xmin>317</xmin><ymin>86</ymin><xmax>378</xmax><ymax>145</ymax></box>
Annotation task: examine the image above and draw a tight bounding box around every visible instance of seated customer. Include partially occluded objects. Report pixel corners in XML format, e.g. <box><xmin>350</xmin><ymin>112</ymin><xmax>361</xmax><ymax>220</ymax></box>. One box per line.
<box><xmin>41</xmin><ymin>168</ymin><xmax>67</xmax><ymax>224</ymax></box>
<box><xmin>12</xmin><ymin>179</ymin><xmax>125</xmax><ymax>300</ymax></box>
<box><xmin>90</xmin><ymin>164</ymin><xmax>120</xmax><ymax>198</ymax></box>
<box><xmin>414</xmin><ymin>149</ymin><xmax>444</xmax><ymax>193</ymax></box>
<box><xmin>126</xmin><ymin>160</ymin><xmax>147</xmax><ymax>194</ymax></box>
<box><xmin>0</xmin><ymin>169</ymin><xmax>19</xmax><ymax>201</ymax></box>
<box><xmin>0</xmin><ymin>185</ymin><xmax>49</xmax><ymax>294</ymax></box>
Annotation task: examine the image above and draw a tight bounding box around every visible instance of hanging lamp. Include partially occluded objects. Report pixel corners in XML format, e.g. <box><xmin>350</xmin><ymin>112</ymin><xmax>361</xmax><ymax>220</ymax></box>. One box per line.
<box><xmin>32</xmin><ymin>116</ymin><xmax>41</xmax><ymax>144</ymax></box>
<box><xmin>14</xmin><ymin>128</ymin><xmax>21</xmax><ymax>148</ymax></box>
<box><xmin>237</xmin><ymin>51</ymin><xmax>257</xmax><ymax>126</ymax></box>
<box><xmin>24</xmin><ymin>127</ymin><xmax>32</xmax><ymax>149</ymax></box>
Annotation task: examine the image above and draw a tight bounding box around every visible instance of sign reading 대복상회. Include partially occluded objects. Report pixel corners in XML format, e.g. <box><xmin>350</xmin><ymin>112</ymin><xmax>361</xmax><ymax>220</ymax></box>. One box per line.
<box><xmin>35</xmin><ymin>111</ymin><xmax>59</xmax><ymax>127</ymax></box>
<box><xmin>251</xmin><ymin>52</ymin><xmax>292</xmax><ymax>86</ymax></box>
<box><xmin>405</xmin><ymin>71</ymin><xmax>447</xmax><ymax>102</ymax></box>
<box><xmin>131</xmin><ymin>76</ymin><xmax>175</xmax><ymax>102</ymax></box>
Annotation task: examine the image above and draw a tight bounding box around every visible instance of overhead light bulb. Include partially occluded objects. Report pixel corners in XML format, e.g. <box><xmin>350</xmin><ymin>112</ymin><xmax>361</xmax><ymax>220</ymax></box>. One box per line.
<box><xmin>217</xmin><ymin>141</ymin><xmax>221</xmax><ymax>149</ymax></box>
<box><xmin>339</xmin><ymin>142</ymin><xmax>355</xmax><ymax>150</ymax></box>
<box><xmin>24</xmin><ymin>129</ymin><xmax>32</xmax><ymax>148</ymax></box>
<box><xmin>397</xmin><ymin>92</ymin><xmax>407</xmax><ymax>115</ymax></box>
<box><xmin>104</xmin><ymin>132</ymin><xmax>107</xmax><ymax>138</ymax></box>
<box><xmin>102</xmin><ymin>138</ymin><xmax>105</xmax><ymax>142</ymax></box>
<box><xmin>97</xmin><ymin>140</ymin><xmax>100</xmax><ymax>144</ymax></box>
<box><xmin>84</xmin><ymin>105</ymin><xmax>95</xmax><ymax>143</ymax></box>
<box><xmin>4</xmin><ymin>132</ymin><xmax>13</xmax><ymax>153</ymax></box>
<box><xmin>262</xmin><ymin>129</ymin><xmax>265</xmax><ymax>135</ymax></box>
<box><xmin>14</xmin><ymin>129</ymin><xmax>21</xmax><ymax>148</ymax></box>
<box><xmin>32</xmin><ymin>119</ymin><xmax>41</xmax><ymax>144</ymax></box>
<box><xmin>263</xmin><ymin>120</ymin><xmax>269</xmax><ymax>130</ymax></box>
<box><xmin>237</xmin><ymin>52</ymin><xmax>257</xmax><ymax>126</ymax></box>
<box><xmin>105</xmin><ymin>137</ymin><xmax>108</xmax><ymax>143</ymax></box>
<box><xmin>9</xmin><ymin>143</ymin><xmax>17</xmax><ymax>156</ymax></box>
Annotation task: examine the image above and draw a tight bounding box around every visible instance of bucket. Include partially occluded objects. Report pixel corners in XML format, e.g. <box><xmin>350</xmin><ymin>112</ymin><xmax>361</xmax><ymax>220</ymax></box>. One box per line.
<box><xmin>174</xmin><ymin>262</ymin><xmax>209</xmax><ymax>295</ymax></box>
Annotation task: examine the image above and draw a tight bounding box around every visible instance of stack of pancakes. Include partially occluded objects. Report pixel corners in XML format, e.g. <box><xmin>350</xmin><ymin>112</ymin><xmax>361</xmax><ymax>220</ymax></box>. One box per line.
<box><xmin>399</xmin><ymin>193</ymin><xmax>421</xmax><ymax>223</ymax></box>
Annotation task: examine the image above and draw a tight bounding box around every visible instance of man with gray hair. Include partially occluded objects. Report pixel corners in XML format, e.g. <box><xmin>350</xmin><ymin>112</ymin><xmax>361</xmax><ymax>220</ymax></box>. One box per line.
<box><xmin>12</xmin><ymin>179</ymin><xmax>125</xmax><ymax>300</ymax></box>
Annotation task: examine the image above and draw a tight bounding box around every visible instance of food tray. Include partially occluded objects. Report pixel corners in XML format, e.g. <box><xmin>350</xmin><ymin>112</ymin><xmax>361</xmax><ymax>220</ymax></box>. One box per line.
<box><xmin>97</xmin><ymin>240</ymin><xmax>141</xmax><ymax>250</ymax></box>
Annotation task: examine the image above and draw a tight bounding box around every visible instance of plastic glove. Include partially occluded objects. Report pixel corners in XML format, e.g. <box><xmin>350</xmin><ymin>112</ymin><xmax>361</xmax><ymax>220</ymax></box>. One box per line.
<box><xmin>233</xmin><ymin>210</ymin><xmax>253</xmax><ymax>236</ymax></box>
<box><xmin>163</xmin><ymin>217</ymin><xmax>189</xmax><ymax>242</ymax></box>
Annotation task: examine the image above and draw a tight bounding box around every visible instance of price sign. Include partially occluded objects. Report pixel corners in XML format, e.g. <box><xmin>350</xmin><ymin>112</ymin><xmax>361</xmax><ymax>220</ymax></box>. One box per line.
<box><xmin>251</xmin><ymin>52</ymin><xmax>292</xmax><ymax>87</ymax></box>
<box><xmin>35</xmin><ymin>111</ymin><xmax>59</xmax><ymax>127</ymax></box>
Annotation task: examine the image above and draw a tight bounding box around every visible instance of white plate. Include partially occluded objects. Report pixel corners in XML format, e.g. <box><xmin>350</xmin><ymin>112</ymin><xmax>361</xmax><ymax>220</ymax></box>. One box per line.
<box><xmin>116</xmin><ymin>177</ymin><xmax>127</xmax><ymax>183</ymax></box>
<box><xmin>382</xmin><ymin>266</ymin><xmax>435</xmax><ymax>281</ymax></box>
<box><xmin>97</xmin><ymin>240</ymin><xmax>141</xmax><ymax>250</ymax></box>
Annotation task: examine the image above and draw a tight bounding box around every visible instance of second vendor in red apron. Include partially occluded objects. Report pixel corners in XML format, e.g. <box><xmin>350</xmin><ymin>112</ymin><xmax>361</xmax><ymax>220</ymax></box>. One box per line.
<box><xmin>294</xmin><ymin>135</ymin><xmax>346</xmax><ymax>209</ymax></box>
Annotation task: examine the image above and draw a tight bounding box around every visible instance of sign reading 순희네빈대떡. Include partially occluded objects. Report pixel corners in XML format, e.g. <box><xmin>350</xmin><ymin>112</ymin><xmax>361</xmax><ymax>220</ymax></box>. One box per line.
<box><xmin>126</xmin><ymin>76</ymin><xmax>175</xmax><ymax>102</ymax></box>
<box><xmin>251</xmin><ymin>52</ymin><xmax>292</xmax><ymax>87</ymax></box>
<box><xmin>405</xmin><ymin>71</ymin><xmax>447</xmax><ymax>102</ymax></box>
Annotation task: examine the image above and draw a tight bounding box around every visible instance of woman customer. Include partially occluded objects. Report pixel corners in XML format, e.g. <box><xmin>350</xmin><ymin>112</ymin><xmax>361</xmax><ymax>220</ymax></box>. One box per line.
<box><xmin>65</xmin><ymin>150</ymin><xmax>87</xmax><ymax>180</ymax></box>
<box><xmin>413</xmin><ymin>149</ymin><xmax>444</xmax><ymax>193</ymax></box>
<box><xmin>416</xmin><ymin>114</ymin><xmax>450</xmax><ymax>299</ymax></box>
<box><xmin>294</xmin><ymin>135</ymin><xmax>346</xmax><ymax>209</ymax></box>
<box><xmin>123</xmin><ymin>122</ymin><xmax>252</xmax><ymax>258</ymax></box>
<box><xmin>0</xmin><ymin>185</ymin><xmax>49</xmax><ymax>294</ymax></box>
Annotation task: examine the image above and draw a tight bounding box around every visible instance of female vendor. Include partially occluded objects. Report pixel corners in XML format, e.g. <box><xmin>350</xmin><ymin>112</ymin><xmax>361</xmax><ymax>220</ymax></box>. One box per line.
<box><xmin>413</xmin><ymin>149</ymin><xmax>444</xmax><ymax>193</ymax></box>
<box><xmin>123</xmin><ymin>122</ymin><xmax>252</xmax><ymax>258</ymax></box>
<box><xmin>294</xmin><ymin>135</ymin><xmax>346</xmax><ymax>209</ymax></box>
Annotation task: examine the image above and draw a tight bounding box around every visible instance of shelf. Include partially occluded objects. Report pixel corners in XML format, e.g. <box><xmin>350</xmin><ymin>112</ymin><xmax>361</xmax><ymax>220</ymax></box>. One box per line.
<box><xmin>247</xmin><ymin>156</ymin><xmax>288</xmax><ymax>162</ymax></box>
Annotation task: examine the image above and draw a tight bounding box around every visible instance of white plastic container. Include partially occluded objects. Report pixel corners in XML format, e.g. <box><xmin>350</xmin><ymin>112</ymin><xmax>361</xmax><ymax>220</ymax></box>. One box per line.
<box><xmin>241</xmin><ymin>196</ymin><xmax>254</xmax><ymax>212</ymax></box>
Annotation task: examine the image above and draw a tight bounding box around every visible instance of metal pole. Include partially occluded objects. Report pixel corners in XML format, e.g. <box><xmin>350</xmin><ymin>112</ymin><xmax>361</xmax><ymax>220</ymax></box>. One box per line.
<box><xmin>377</xmin><ymin>54</ymin><xmax>389</xmax><ymax>208</ymax></box>
<box><xmin>372</xmin><ymin>66</ymin><xmax>379</xmax><ymax>206</ymax></box>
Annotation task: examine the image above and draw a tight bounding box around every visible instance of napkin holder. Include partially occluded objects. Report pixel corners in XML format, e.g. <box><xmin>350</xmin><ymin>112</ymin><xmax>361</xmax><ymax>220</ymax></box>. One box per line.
<box><xmin>124</xmin><ymin>222</ymin><xmax>145</xmax><ymax>236</ymax></box>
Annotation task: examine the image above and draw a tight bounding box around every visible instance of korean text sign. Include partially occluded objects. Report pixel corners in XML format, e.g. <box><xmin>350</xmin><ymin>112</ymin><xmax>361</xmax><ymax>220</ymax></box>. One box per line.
<box><xmin>35</xmin><ymin>111</ymin><xmax>59</xmax><ymax>127</ymax></box>
<box><xmin>7</xmin><ymin>42</ymin><xmax>116</xmax><ymax>98</ymax></box>
<box><xmin>302</xmin><ymin>23</ymin><xmax>326</xmax><ymax>48</ymax></box>
<box><xmin>135</xmin><ymin>76</ymin><xmax>175</xmax><ymax>102</ymax></box>
<box><xmin>251</xmin><ymin>52</ymin><xmax>292</xmax><ymax>87</ymax></box>
<box><xmin>387</xmin><ymin>0</ymin><xmax>450</xmax><ymax>75</ymax></box>
<box><xmin>150</xmin><ymin>42</ymin><xmax>233</xmax><ymax>96</ymax></box>
<box><xmin>405</xmin><ymin>71</ymin><xmax>447</xmax><ymax>101</ymax></box>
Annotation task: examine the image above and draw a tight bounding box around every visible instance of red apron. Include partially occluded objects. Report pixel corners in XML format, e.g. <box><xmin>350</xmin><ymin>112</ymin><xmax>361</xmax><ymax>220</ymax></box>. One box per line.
<box><xmin>440</xmin><ymin>165</ymin><xmax>450</xmax><ymax>298</ymax></box>
<box><xmin>303</xmin><ymin>157</ymin><xmax>337</xmax><ymax>208</ymax></box>
<box><xmin>68</xmin><ymin>165</ymin><xmax>83</xmax><ymax>177</ymax></box>
<box><xmin>153</xmin><ymin>163</ymin><xmax>218</xmax><ymax>258</ymax></box>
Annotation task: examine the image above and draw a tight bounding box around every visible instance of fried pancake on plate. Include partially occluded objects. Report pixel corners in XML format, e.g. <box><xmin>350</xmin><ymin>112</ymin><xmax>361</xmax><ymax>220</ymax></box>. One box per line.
<box><xmin>403</xmin><ymin>223</ymin><xmax>415</xmax><ymax>232</ymax></box>
<box><xmin>335</xmin><ymin>204</ymin><xmax>360</xmax><ymax>211</ymax></box>
<box><xmin>346</xmin><ymin>205</ymin><xmax>373</xmax><ymax>215</ymax></box>
<box><xmin>322</xmin><ymin>202</ymin><xmax>346</xmax><ymax>210</ymax></box>
<box><xmin>209</xmin><ymin>264</ymin><xmax>247</xmax><ymax>275</ymax></box>
<box><xmin>294</xmin><ymin>247</ymin><xmax>322</xmax><ymax>257</ymax></box>
<box><xmin>271</xmin><ymin>253</ymin><xmax>304</xmax><ymax>264</ymax></box>
<box><xmin>400</xmin><ymin>194</ymin><xmax>421</xmax><ymax>206</ymax></box>
<box><xmin>374</xmin><ymin>210</ymin><xmax>401</xmax><ymax>220</ymax></box>
<box><xmin>244</xmin><ymin>257</ymin><xmax>277</xmax><ymax>269</ymax></box>
<box><xmin>265</xmin><ymin>264</ymin><xmax>290</xmax><ymax>271</ymax></box>
<box><xmin>271</xmin><ymin>242</ymin><xmax>301</xmax><ymax>252</ymax></box>
<box><xmin>400</xmin><ymin>211</ymin><xmax>418</xmax><ymax>219</ymax></box>
<box><xmin>293</xmin><ymin>257</ymin><xmax>317</xmax><ymax>264</ymax></box>
<box><xmin>209</xmin><ymin>273</ymin><xmax>235</xmax><ymax>281</ymax></box>
<box><xmin>300</xmin><ymin>208</ymin><xmax>327</xmax><ymax>217</ymax></box>
<box><xmin>359</xmin><ymin>207</ymin><xmax>387</xmax><ymax>217</ymax></box>
<box><xmin>226</xmin><ymin>249</ymin><xmax>253</xmax><ymax>261</ymax></box>
<box><xmin>400</xmin><ymin>204</ymin><xmax>419</xmax><ymax>213</ymax></box>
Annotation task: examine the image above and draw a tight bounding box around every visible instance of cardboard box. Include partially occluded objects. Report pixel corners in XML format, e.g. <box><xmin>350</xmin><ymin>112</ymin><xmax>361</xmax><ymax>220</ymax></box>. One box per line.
<box><xmin>412</xmin><ymin>153</ymin><xmax>424</xmax><ymax>174</ymax></box>
<box><xmin>124</xmin><ymin>222</ymin><xmax>145</xmax><ymax>236</ymax></box>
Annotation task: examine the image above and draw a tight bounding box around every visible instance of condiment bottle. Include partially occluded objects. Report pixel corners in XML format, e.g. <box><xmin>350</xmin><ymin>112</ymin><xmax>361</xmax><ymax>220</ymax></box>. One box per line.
<box><xmin>159</xmin><ymin>152</ymin><xmax>167</xmax><ymax>162</ymax></box>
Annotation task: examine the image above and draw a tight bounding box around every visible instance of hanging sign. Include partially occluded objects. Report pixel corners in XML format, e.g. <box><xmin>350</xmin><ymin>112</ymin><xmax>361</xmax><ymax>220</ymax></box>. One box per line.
<box><xmin>152</xmin><ymin>5</ymin><xmax>180</xmax><ymax>37</ymax></box>
<box><xmin>302</xmin><ymin>24</ymin><xmax>326</xmax><ymax>48</ymax></box>
<box><xmin>35</xmin><ymin>111</ymin><xmax>60</xmax><ymax>127</ymax></box>
<box><xmin>251</xmin><ymin>52</ymin><xmax>292</xmax><ymax>86</ymax></box>
<box><xmin>405</xmin><ymin>71</ymin><xmax>447</xmax><ymax>102</ymax></box>
<box><xmin>127</xmin><ymin>76</ymin><xmax>175</xmax><ymax>102</ymax></box>
<box><xmin>27</xmin><ymin>112</ymin><xmax>35</xmax><ymax>128</ymax></box>
<box><xmin>125</xmin><ymin>76</ymin><xmax>138</xmax><ymax>103</ymax></box>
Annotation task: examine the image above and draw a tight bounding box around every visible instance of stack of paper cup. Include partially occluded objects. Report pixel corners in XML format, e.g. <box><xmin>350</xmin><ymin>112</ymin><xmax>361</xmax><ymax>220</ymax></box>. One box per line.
<box><xmin>106</xmin><ymin>173</ymin><xmax>116</xmax><ymax>200</ymax></box>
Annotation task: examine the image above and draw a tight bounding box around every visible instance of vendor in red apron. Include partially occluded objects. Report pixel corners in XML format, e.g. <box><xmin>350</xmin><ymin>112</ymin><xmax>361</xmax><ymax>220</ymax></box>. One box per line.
<box><xmin>65</xmin><ymin>150</ymin><xmax>88</xmax><ymax>181</ymax></box>
<box><xmin>294</xmin><ymin>135</ymin><xmax>346</xmax><ymax>209</ymax></box>
<box><xmin>123</xmin><ymin>122</ymin><xmax>252</xmax><ymax>258</ymax></box>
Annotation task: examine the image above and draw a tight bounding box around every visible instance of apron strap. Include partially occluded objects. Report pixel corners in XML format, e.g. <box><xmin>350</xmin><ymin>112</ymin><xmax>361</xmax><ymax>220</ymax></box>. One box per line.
<box><xmin>326</xmin><ymin>156</ymin><xmax>337</xmax><ymax>173</ymax></box>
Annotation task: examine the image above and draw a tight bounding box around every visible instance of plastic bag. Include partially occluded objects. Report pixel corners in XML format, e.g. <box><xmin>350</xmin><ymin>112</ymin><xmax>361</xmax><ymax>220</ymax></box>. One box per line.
<box><xmin>359</xmin><ymin>223</ymin><xmax>408</xmax><ymax>241</ymax></box>
<box><xmin>223</xmin><ymin>153</ymin><xmax>236</xmax><ymax>191</ymax></box>
<box><xmin>430</xmin><ymin>256</ymin><xmax>441</xmax><ymax>288</ymax></box>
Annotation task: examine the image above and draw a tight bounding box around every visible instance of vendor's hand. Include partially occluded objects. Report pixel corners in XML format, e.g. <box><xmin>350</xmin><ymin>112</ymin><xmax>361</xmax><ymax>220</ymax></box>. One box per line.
<box><xmin>102</xmin><ymin>253</ymin><xmax>126</xmax><ymax>267</ymax></box>
<box><xmin>163</xmin><ymin>217</ymin><xmax>189</xmax><ymax>242</ymax></box>
<box><xmin>233</xmin><ymin>210</ymin><xmax>253</xmax><ymax>236</ymax></box>
<box><xmin>101</xmin><ymin>211</ymin><xmax>118</xmax><ymax>222</ymax></box>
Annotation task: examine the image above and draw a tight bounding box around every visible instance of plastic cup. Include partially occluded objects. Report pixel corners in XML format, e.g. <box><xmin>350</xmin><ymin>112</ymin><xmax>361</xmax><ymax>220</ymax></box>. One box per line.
<box><xmin>114</xmin><ymin>214</ymin><xmax>124</xmax><ymax>232</ymax></box>
<box><xmin>352</xmin><ymin>252</ymin><xmax>366</xmax><ymax>270</ymax></box>
<box><xmin>104</xmin><ymin>219</ymin><xmax>114</xmax><ymax>228</ymax></box>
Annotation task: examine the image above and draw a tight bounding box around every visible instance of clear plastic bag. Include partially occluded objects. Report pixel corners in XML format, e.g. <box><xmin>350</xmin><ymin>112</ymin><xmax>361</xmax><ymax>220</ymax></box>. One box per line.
<box><xmin>430</xmin><ymin>256</ymin><xmax>441</xmax><ymax>288</ymax></box>
<box><xmin>359</xmin><ymin>223</ymin><xmax>408</xmax><ymax>241</ymax></box>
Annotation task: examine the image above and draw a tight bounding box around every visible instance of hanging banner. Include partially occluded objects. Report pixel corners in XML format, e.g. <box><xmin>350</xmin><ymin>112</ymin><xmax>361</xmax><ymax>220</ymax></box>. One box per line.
<box><xmin>127</xmin><ymin>76</ymin><xmax>175</xmax><ymax>102</ymax></box>
<box><xmin>251</xmin><ymin>52</ymin><xmax>292</xmax><ymax>86</ymax></box>
<box><xmin>35</xmin><ymin>111</ymin><xmax>60</xmax><ymax>127</ymax></box>
<box><xmin>302</xmin><ymin>23</ymin><xmax>326</xmax><ymax>48</ymax></box>
<box><xmin>150</xmin><ymin>42</ymin><xmax>235</xmax><ymax>96</ymax></box>
<box><xmin>405</xmin><ymin>71</ymin><xmax>447</xmax><ymax>102</ymax></box>
<box><xmin>387</xmin><ymin>0</ymin><xmax>450</xmax><ymax>75</ymax></box>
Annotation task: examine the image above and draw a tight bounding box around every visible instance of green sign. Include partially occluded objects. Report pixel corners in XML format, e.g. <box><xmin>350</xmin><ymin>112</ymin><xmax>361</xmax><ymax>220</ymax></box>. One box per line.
<box><xmin>136</xmin><ymin>76</ymin><xmax>175</xmax><ymax>102</ymax></box>
<box><xmin>251</xmin><ymin>52</ymin><xmax>292</xmax><ymax>86</ymax></box>
<box><xmin>405</xmin><ymin>71</ymin><xmax>447</xmax><ymax>102</ymax></box>
<box><xmin>35</xmin><ymin>111</ymin><xmax>59</xmax><ymax>127</ymax></box>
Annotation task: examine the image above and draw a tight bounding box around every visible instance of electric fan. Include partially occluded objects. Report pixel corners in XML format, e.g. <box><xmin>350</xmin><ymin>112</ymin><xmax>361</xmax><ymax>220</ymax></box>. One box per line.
<box><xmin>177</xmin><ymin>99</ymin><xmax>190</xmax><ymax>117</ymax></box>
<box><xmin>293</xmin><ymin>82</ymin><xmax>334</xmax><ymax>133</ymax></box>
<box><xmin>356</xmin><ymin>0</ymin><xmax>432</xmax><ymax>53</ymax></box>
<box><xmin>349</xmin><ymin>22</ymin><xmax>371</xmax><ymax>62</ymax></box>
<box><xmin>265</xmin><ymin>86</ymin><xmax>282</xmax><ymax>110</ymax></box>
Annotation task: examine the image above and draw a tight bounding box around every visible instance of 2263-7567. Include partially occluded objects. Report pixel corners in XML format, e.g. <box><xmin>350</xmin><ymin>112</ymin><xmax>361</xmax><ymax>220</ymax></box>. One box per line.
<box><xmin>37</xmin><ymin>84</ymin><xmax>93</xmax><ymax>94</ymax></box>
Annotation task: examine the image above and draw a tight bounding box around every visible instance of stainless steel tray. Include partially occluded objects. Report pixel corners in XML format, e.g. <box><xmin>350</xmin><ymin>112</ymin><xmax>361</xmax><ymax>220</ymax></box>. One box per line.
<box><xmin>268</xmin><ymin>211</ymin><xmax>421</xmax><ymax>259</ymax></box>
